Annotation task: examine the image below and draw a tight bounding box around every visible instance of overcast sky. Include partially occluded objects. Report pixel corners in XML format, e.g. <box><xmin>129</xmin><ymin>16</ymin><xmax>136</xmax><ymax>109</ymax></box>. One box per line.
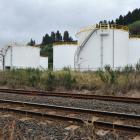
<box><xmin>0</xmin><ymin>0</ymin><xmax>140</xmax><ymax>46</ymax></box>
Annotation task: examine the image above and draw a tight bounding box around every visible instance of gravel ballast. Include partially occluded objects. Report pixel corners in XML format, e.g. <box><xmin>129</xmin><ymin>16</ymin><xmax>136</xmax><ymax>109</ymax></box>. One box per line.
<box><xmin>0</xmin><ymin>92</ymin><xmax>139</xmax><ymax>139</ymax></box>
<box><xmin>0</xmin><ymin>114</ymin><xmax>68</xmax><ymax>140</ymax></box>
<box><xmin>0</xmin><ymin>113</ymin><xmax>137</xmax><ymax>140</ymax></box>
<box><xmin>0</xmin><ymin>92</ymin><xmax>139</xmax><ymax>115</ymax></box>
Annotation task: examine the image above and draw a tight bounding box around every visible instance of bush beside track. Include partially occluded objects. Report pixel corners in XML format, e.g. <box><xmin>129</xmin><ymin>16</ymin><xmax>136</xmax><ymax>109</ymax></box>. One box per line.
<box><xmin>0</xmin><ymin>64</ymin><xmax>140</xmax><ymax>96</ymax></box>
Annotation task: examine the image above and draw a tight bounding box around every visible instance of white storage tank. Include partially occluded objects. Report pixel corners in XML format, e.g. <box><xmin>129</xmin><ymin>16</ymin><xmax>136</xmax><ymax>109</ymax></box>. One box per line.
<box><xmin>75</xmin><ymin>24</ymin><xmax>129</xmax><ymax>71</ymax></box>
<box><xmin>4</xmin><ymin>44</ymin><xmax>40</xmax><ymax>69</ymax></box>
<box><xmin>77</xmin><ymin>25</ymin><xmax>96</xmax><ymax>46</ymax></box>
<box><xmin>0</xmin><ymin>56</ymin><xmax>3</xmax><ymax>70</ymax></box>
<box><xmin>53</xmin><ymin>43</ymin><xmax>78</xmax><ymax>70</ymax></box>
<box><xmin>40</xmin><ymin>56</ymin><xmax>48</xmax><ymax>70</ymax></box>
<box><xmin>129</xmin><ymin>37</ymin><xmax>140</xmax><ymax>65</ymax></box>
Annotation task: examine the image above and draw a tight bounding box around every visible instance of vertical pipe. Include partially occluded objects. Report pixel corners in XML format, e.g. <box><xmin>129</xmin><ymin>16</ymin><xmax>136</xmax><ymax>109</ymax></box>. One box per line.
<box><xmin>101</xmin><ymin>35</ymin><xmax>103</xmax><ymax>69</ymax></box>
<box><xmin>10</xmin><ymin>46</ymin><xmax>13</xmax><ymax>70</ymax></box>
<box><xmin>2</xmin><ymin>55</ymin><xmax>5</xmax><ymax>70</ymax></box>
<box><xmin>113</xmin><ymin>29</ymin><xmax>115</xmax><ymax>69</ymax></box>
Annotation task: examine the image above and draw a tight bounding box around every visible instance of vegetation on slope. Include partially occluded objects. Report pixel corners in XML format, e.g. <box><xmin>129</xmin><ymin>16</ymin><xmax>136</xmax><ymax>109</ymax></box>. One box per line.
<box><xmin>108</xmin><ymin>8</ymin><xmax>140</xmax><ymax>35</ymax></box>
<box><xmin>39</xmin><ymin>31</ymin><xmax>77</xmax><ymax>69</ymax></box>
<box><xmin>110</xmin><ymin>8</ymin><xmax>140</xmax><ymax>26</ymax></box>
<box><xmin>129</xmin><ymin>20</ymin><xmax>140</xmax><ymax>35</ymax></box>
<box><xmin>40</xmin><ymin>44</ymin><xmax>53</xmax><ymax>69</ymax></box>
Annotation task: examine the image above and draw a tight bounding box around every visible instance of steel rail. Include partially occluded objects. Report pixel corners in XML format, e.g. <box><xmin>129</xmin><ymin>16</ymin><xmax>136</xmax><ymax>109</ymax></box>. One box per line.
<box><xmin>0</xmin><ymin>107</ymin><xmax>140</xmax><ymax>133</ymax></box>
<box><xmin>0</xmin><ymin>99</ymin><xmax>140</xmax><ymax>120</ymax></box>
<box><xmin>0</xmin><ymin>88</ymin><xmax>140</xmax><ymax>104</ymax></box>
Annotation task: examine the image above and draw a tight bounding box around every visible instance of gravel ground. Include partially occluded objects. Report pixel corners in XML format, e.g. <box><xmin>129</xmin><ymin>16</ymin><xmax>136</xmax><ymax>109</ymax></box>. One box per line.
<box><xmin>0</xmin><ymin>92</ymin><xmax>140</xmax><ymax>115</ymax></box>
<box><xmin>0</xmin><ymin>114</ymin><xmax>68</xmax><ymax>140</ymax></box>
<box><xmin>0</xmin><ymin>112</ymin><xmax>138</xmax><ymax>140</ymax></box>
<box><xmin>0</xmin><ymin>92</ymin><xmax>140</xmax><ymax>139</ymax></box>
<box><xmin>71</xmin><ymin>125</ymin><xmax>137</xmax><ymax>140</ymax></box>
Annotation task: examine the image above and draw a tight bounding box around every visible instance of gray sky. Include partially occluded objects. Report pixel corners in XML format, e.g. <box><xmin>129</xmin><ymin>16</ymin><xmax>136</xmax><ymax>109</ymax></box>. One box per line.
<box><xmin>0</xmin><ymin>0</ymin><xmax>139</xmax><ymax>46</ymax></box>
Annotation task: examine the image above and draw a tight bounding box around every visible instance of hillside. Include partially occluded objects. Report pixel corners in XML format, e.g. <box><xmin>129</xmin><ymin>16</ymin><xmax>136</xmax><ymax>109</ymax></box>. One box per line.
<box><xmin>129</xmin><ymin>20</ymin><xmax>140</xmax><ymax>35</ymax></box>
<box><xmin>110</xmin><ymin>8</ymin><xmax>140</xmax><ymax>35</ymax></box>
<box><xmin>114</xmin><ymin>8</ymin><xmax>140</xmax><ymax>25</ymax></box>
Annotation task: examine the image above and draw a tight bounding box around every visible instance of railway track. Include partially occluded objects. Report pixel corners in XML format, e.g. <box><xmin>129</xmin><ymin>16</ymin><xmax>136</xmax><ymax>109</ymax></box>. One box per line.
<box><xmin>0</xmin><ymin>88</ymin><xmax>140</xmax><ymax>104</ymax></box>
<box><xmin>0</xmin><ymin>99</ymin><xmax>140</xmax><ymax>120</ymax></box>
<box><xmin>0</xmin><ymin>99</ymin><xmax>140</xmax><ymax>133</ymax></box>
<box><xmin>1</xmin><ymin>107</ymin><xmax>140</xmax><ymax>133</ymax></box>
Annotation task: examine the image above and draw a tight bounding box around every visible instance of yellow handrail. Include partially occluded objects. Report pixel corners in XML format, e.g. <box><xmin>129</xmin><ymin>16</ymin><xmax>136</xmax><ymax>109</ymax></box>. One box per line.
<box><xmin>77</xmin><ymin>24</ymin><xmax>129</xmax><ymax>35</ymax></box>
<box><xmin>129</xmin><ymin>35</ymin><xmax>140</xmax><ymax>38</ymax></box>
<box><xmin>53</xmin><ymin>42</ymin><xmax>78</xmax><ymax>46</ymax></box>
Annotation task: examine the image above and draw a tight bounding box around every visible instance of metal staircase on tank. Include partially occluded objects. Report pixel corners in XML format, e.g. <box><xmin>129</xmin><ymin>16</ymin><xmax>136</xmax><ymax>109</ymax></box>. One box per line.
<box><xmin>74</xmin><ymin>23</ymin><xmax>111</xmax><ymax>70</ymax></box>
<box><xmin>74</xmin><ymin>28</ymin><xmax>99</xmax><ymax>69</ymax></box>
<box><xmin>0</xmin><ymin>46</ymin><xmax>10</xmax><ymax>70</ymax></box>
<box><xmin>99</xmin><ymin>23</ymin><xmax>110</xmax><ymax>35</ymax></box>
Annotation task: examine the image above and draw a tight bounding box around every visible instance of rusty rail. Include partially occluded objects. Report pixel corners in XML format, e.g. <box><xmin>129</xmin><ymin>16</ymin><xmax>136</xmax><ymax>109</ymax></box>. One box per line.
<box><xmin>0</xmin><ymin>99</ymin><xmax>140</xmax><ymax>120</ymax></box>
<box><xmin>0</xmin><ymin>106</ymin><xmax>140</xmax><ymax>133</ymax></box>
<box><xmin>0</xmin><ymin>88</ymin><xmax>140</xmax><ymax>104</ymax></box>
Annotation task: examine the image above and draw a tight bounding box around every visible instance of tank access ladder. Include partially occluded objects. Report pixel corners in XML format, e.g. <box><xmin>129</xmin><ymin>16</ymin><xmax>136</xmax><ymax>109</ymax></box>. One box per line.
<box><xmin>74</xmin><ymin>28</ymin><xmax>98</xmax><ymax>69</ymax></box>
<box><xmin>99</xmin><ymin>23</ymin><xmax>110</xmax><ymax>35</ymax></box>
<box><xmin>0</xmin><ymin>46</ymin><xmax>10</xmax><ymax>70</ymax></box>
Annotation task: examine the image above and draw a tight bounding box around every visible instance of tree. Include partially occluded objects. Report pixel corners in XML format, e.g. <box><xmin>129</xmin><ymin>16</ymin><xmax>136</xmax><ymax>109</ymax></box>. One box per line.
<box><xmin>63</xmin><ymin>31</ymin><xmax>69</xmax><ymax>42</ymax></box>
<box><xmin>118</xmin><ymin>15</ymin><xmax>124</xmax><ymax>25</ymax></box>
<box><xmin>40</xmin><ymin>44</ymin><xmax>53</xmax><ymax>69</ymax></box>
<box><xmin>51</xmin><ymin>32</ymin><xmax>56</xmax><ymax>42</ymax></box>
<box><xmin>110</xmin><ymin>20</ymin><xmax>115</xmax><ymax>24</ymax></box>
<box><xmin>103</xmin><ymin>20</ymin><xmax>108</xmax><ymax>24</ymax></box>
<box><xmin>40</xmin><ymin>30</ymin><xmax>76</xmax><ymax>69</ymax></box>
<box><xmin>69</xmin><ymin>37</ymin><xmax>73</xmax><ymax>42</ymax></box>
<box><xmin>99</xmin><ymin>21</ymin><xmax>103</xmax><ymax>24</ymax></box>
<box><xmin>41</xmin><ymin>34</ymin><xmax>52</xmax><ymax>45</ymax></box>
<box><xmin>125</xmin><ymin>11</ymin><xmax>132</xmax><ymax>24</ymax></box>
<box><xmin>55</xmin><ymin>31</ymin><xmax>62</xmax><ymax>42</ymax></box>
<box><xmin>112</xmin><ymin>8</ymin><xmax>140</xmax><ymax>26</ymax></box>
<box><xmin>129</xmin><ymin>20</ymin><xmax>140</xmax><ymax>35</ymax></box>
<box><xmin>132</xmin><ymin>8</ymin><xmax>140</xmax><ymax>22</ymax></box>
<box><xmin>27</xmin><ymin>39</ymin><xmax>35</xmax><ymax>46</ymax></box>
<box><xmin>59</xmin><ymin>34</ymin><xmax>62</xmax><ymax>41</ymax></box>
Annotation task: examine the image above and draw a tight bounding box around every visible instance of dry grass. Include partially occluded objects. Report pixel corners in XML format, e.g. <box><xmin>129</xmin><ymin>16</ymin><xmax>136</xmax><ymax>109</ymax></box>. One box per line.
<box><xmin>0</xmin><ymin>67</ymin><xmax>140</xmax><ymax>96</ymax></box>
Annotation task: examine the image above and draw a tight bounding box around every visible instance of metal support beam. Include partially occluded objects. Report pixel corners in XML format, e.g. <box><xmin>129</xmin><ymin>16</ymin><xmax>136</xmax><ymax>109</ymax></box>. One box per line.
<box><xmin>101</xmin><ymin>35</ymin><xmax>104</xmax><ymax>69</ymax></box>
<box><xmin>113</xmin><ymin>29</ymin><xmax>115</xmax><ymax>69</ymax></box>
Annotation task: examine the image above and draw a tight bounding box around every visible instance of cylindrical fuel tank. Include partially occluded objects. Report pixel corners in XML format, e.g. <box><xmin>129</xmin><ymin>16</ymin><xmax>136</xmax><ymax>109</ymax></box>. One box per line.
<box><xmin>129</xmin><ymin>37</ymin><xmax>140</xmax><ymax>65</ymax></box>
<box><xmin>53</xmin><ymin>43</ymin><xmax>78</xmax><ymax>70</ymax></box>
<box><xmin>75</xmin><ymin>24</ymin><xmax>129</xmax><ymax>70</ymax></box>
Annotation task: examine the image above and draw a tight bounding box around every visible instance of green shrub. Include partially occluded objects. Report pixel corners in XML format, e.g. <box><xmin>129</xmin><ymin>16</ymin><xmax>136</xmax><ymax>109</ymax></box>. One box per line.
<box><xmin>129</xmin><ymin>20</ymin><xmax>140</xmax><ymax>35</ymax></box>
<box><xmin>62</xmin><ymin>70</ymin><xmax>76</xmax><ymax>90</ymax></box>
<box><xmin>104</xmin><ymin>65</ymin><xmax>111</xmax><ymax>71</ymax></box>
<box><xmin>62</xmin><ymin>67</ymin><xmax>71</xmax><ymax>71</ymax></box>
<box><xmin>135</xmin><ymin>60</ymin><xmax>140</xmax><ymax>72</ymax></box>
<box><xmin>97</xmin><ymin>65</ymin><xmax>118</xmax><ymax>85</ymax></box>
<box><xmin>45</xmin><ymin>71</ymin><xmax>55</xmax><ymax>91</ymax></box>
<box><xmin>122</xmin><ymin>65</ymin><xmax>135</xmax><ymax>73</ymax></box>
<box><xmin>29</xmin><ymin>75</ymin><xmax>38</xmax><ymax>87</ymax></box>
<box><xmin>0</xmin><ymin>67</ymin><xmax>140</xmax><ymax>94</ymax></box>
<box><xmin>97</xmin><ymin>69</ymin><xmax>110</xmax><ymax>84</ymax></box>
<box><xmin>0</xmin><ymin>80</ymin><xmax>7</xmax><ymax>86</ymax></box>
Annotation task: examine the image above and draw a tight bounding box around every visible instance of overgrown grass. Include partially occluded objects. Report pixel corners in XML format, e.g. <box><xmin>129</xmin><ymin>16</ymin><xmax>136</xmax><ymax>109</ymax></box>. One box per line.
<box><xmin>0</xmin><ymin>64</ymin><xmax>140</xmax><ymax>95</ymax></box>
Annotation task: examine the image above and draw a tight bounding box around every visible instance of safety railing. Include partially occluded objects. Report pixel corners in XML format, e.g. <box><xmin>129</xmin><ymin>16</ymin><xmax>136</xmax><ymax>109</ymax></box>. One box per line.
<box><xmin>76</xmin><ymin>25</ymin><xmax>97</xmax><ymax>35</ymax></box>
<box><xmin>77</xmin><ymin>24</ymin><xmax>129</xmax><ymax>35</ymax></box>
<box><xmin>110</xmin><ymin>24</ymin><xmax>128</xmax><ymax>31</ymax></box>
<box><xmin>129</xmin><ymin>35</ymin><xmax>140</xmax><ymax>38</ymax></box>
<box><xmin>53</xmin><ymin>41</ymin><xmax>78</xmax><ymax>46</ymax></box>
<box><xmin>100</xmin><ymin>23</ymin><xmax>109</xmax><ymax>29</ymax></box>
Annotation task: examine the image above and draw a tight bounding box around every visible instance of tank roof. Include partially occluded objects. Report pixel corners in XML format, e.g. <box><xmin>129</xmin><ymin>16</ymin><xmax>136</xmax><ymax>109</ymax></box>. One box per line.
<box><xmin>53</xmin><ymin>42</ymin><xmax>78</xmax><ymax>46</ymax></box>
<box><xmin>77</xmin><ymin>24</ymin><xmax>129</xmax><ymax>35</ymax></box>
<box><xmin>129</xmin><ymin>35</ymin><xmax>140</xmax><ymax>39</ymax></box>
